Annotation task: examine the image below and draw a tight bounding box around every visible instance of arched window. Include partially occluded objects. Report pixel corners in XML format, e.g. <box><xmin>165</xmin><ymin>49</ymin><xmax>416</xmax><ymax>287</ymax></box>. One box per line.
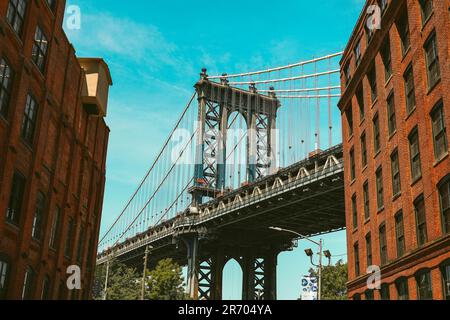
<box><xmin>0</xmin><ymin>255</ymin><xmax>11</xmax><ymax>299</ymax></box>
<box><xmin>415</xmin><ymin>269</ymin><xmax>433</xmax><ymax>300</ymax></box>
<box><xmin>438</xmin><ymin>175</ymin><xmax>450</xmax><ymax>234</ymax></box>
<box><xmin>353</xmin><ymin>293</ymin><xmax>361</xmax><ymax>300</ymax></box>
<box><xmin>395</xmin><ymin>277</ymin><xmax>409</xmax><ymax>300</ymax></box>
<box><xmin>364</xmin><ymin>289</ymin><xmax>374</xmax><ymax>300</ymax></box>
<box><xmin>380</xmin><ymin>283</ymin><xmax>390</xmax><ymax>300</ymax></box>
<box><xmin>440</xmin><ymin>259</ymin><xmax>450</xmax><ymax>300</ymax></box>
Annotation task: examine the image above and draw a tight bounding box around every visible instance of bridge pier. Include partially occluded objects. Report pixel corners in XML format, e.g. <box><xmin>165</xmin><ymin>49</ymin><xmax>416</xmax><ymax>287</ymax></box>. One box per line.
<box><xmin>242</xmin><ymin>249</ymin><xmax>278</xmax><ymax>300</ymax></box>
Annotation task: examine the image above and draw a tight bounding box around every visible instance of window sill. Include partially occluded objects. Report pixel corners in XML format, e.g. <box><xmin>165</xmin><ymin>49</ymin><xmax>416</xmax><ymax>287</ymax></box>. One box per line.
<box><xmin>401</xmin><ymin>46</ymin><xmax>412</xmax><ymax>63</ymax></box>
<box><xmin>364</xmin><ymin>218</ymin><xmax>371</xmax><ymax>225</ymax></box>
<box><xmin>373</xmin><ymin>150</ymin><xmax>381</xmax><ymax>159</ymax></box>
<box><xmin>359</xmin><ymin>117</ymin><xmax>365</xmax><ymax>127</ymax></box>
<box><xmin>5</xmin><ymin>220</ymin><xmax>20</xmax><ymax>231</ymax></box>
<box><xmin>405</xmin><ymin>107</ymin><xmax>416</xmax><ymax>121</ymax></box>
<box><xmin>433</xmin><ymin>152</ymin><xmax>449</xmax><ymax>168</ymax></box>
<box><xmin>371</xmin><ymin>97</ymin><xmax>378</xmax><ymax>109</ymax></box>
<box><xmin>427</xmin><ymin>78</ymin><xmax>441</xmax><ymax>96</ymax></box>
<box><xmin>385</xmin><ymin>74</ymin><xmax>394</xmax><ymax>88</ymax></box>
<box><xmin>377</xmin><ymin>206</ymin><xmax>385</xmax><ymax>214</ymax></box>
<box><xmin>411</xmin><ymin>176</ymin><xmax>422</xmax><ymax>187</ymax></box>
<box><xmin>20</xmin><ymin>138</ymin><xmax>34</xmax><ymax>152</ymax></box>
<box><xmin>348</xmin><ymin>134</ymin><xmax>354</xmax><ymax>143</ymax></box>
<box><xmin>353</xmin><ymin>227</ymin><xmax>359</xmax><ymax>234</ymax></box>
<box><xmin>361</xmin><ymin>165</ymin><xmax>368</xmax><ymax>174</ymax></box>
<box><xmin>392</xmin><ymin>192</ymin><xmax>402</xmax><ymax>202</ymax></box>
<box><xmin>350</xmin><ymin>179</ymin><xmax>356</xmax><ymax>187</ymax></box>
<box><xmin>421</xmin><ymin>11</ymin><xmax>434</xmax><ymax>32</ymax></box>
<box><xmin>388</xmin><ymin>130</ymin><xmax>397</xmax><ymax>142</ymax></box>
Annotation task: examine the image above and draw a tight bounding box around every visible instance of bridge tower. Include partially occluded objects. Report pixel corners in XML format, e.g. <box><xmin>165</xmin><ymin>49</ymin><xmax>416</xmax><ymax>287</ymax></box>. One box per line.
<box><xmin>191</xmin><ymin>68</ymin><xmax>280</xmax><ymax>206</ymax></box>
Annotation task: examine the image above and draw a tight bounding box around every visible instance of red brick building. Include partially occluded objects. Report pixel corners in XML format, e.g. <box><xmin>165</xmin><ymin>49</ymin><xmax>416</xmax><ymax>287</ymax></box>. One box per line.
<box><xmin>0</xmin><ymin>0</ymin><xmax>112</xmax><ymax>299</ymax></box>
<box><xmin>339</xmin><ymin>0</ymin><xmax>450</xmax><ymax>300</ymax></box>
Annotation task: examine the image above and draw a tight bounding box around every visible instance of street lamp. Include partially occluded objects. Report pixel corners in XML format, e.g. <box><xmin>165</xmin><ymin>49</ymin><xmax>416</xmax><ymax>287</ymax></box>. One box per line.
<box><xmin>269</xmin><ymin>226</ymin><xmax>331</xmax><ymax>300</ymax></box>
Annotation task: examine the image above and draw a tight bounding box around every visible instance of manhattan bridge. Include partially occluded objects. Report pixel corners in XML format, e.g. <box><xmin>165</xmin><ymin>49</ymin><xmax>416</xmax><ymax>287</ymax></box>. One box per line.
<box><xmin>97</xmin><ymin>52</ymin><xmax>346</xmax><ymax>300</ymax></box>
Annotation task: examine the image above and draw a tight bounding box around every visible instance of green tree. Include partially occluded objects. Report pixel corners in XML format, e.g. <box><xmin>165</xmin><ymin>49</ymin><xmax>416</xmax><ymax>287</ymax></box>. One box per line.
<box><xmin>145</xmin><ymin>258</ymin><xmax>188</xmax><ymax>300</ymax></box>
<box><xmin>92</xmin><ymin>260</ymin><xmax>140</xmax><ymax>300</ymax></box>
<box><xmin>309</xmin><ymin>260</ymin><xmax>348</xmax><ymax>300</ymax></box>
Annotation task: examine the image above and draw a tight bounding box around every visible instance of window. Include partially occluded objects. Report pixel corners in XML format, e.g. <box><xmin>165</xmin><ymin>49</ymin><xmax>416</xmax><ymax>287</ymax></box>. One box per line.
<box><xmin>365</xmin><ymin>289</ymin><xmax>374</xmax><ymax>300</ymax></box>
<box><xmin>64</xmin><ymin>217</ymin><xmax>74</xmax><ymax>257</ymax></box>
<box><xmin>354</xmin><ymin>242</ymin><xmax>360</xmax><ymax>277</ymax></box>
<box><xmin>419</xmin><ymin>0</ymin><xmax>433</xmax><ymax>25</ymax></box>
<box><xmin>379</xmin><ymin>223</ymin><xmax>388</xmax><ymax>266</ymax></box>
<box><xmin>46</xmin><ymin>0</ymin><xmax>56</xmax><ymax>11</ymax></box>
<box><xmin>366</xmin><ymin>233</ymin><xmax>372</xmax><ymax>267</ymax></box>
<box><xmin>21</xmin><ymin>94</ymin><xmax>38</xmax><ymax>146</ymax></box>
<box><xmin>346</xmin><ymin>104</ymin><xmax>354</xmax><ymax>137</ymax></box>
<box><xmin>344</xmin><ymin>61</ymin><xmax>351</xmax><ymax>86</ymax></box>
<box><xmin>31</xmin><ymin>192</ymin><xmax>46</xmax><ymax>241</ymax></box>
<box><xmin>77</xmin><ymin>225</ymin><xmax>85</xmax><ymax>264</ymax></box>
<box><xmin>376</xmin><ymin>167</ymin><xmax>384</xmax><ymax>210</ymax></box>
<box><xmin>430</xmin><ymin>101</ymin><xmax>447</xmax><ymax>161</ymax></box>
<box><xmin>395</xmin><ymin>211</ymin><xmax>406</xmax><ymax>258</ymax></box>
<box><xmin>353</xmin><ymin>294</ymin><xmax>361</xmax><ymax>300</ymax></box>
<box><xmin>365</xmin><ymin>17</ymin><xmax>375</xmax><ymax>44</ymax></box>
<box><xmin>414</xmin><ymin>196</ymin><xmax>428</xmax><ymax>247</ymax></box>
<box><xmin>363</xmin><ymin>182</ymin><xmax>370</xmax><ymax>220</ymax></box>
<box><xmin>354</xmin><ymin>39</ymin><xmax>362</xmax><ymax>67</ymax></box>
<box><xmin>409</xmin><ymin>128</ymin><xmax>422</xmax><ymax>181</ymax></box>
<box><xmin>368</xmin><ymin>66</ymin><xmax>377</xmax><ymax>103</ymax></box>
<box><xmin>378</xmin><ymin>0</ymin><xmax>388</xmax><ymax>14</ymax></box>
<box><xmin>397</xmin><ymin>11</ymin><xmax>410</xmax><ymax>55</ymax></box>
<box><xmin>6</xmin><ymin>171</ymin><xmax>26</xmax><ymax>226</ymax></box>
<box><xmin>352</xmin><ymin>194</ymin><xmax>358</xmax><ymax>230</ymax></box>
<box><xmin>356</xmin><ymin>84</ymin><xmax>365</xmax><ymax>121</ymax></box>
<box><xmin>387</xmin><ymin>92</ymin><xmax>396</xmax><ymax>136</ymax></box>
<box><xmin>391</xmin><ymin>150</ymin><xmax>401</xmax><ymax>196</ymax></box>
<box><xmin>373</xmin><ymin>114</ymin><xmax>380</xmax><ymax>153</ymax></box>
<box><xmin>41</xmin><ymin>276</ymin><xmax>51</xmax><ymax>300</ymax></box>
<box><xmin>416</xmin><ymin>270</ymin><xmax>433</xmax><ymax>300</ymax></box>
<box><xmin>350</xmin><ymin>148</ymin><xmax>356</xmax><ymax>182</ymax></box>
<box><xmin>396</xmin><ymin>278</ymin><xmax>409</xmax><ymax>300</ymax></box>
<box><xmin>424</xmin><ymin>32</ymin><xmax>440</xmax><ymax>89</ymax></box>
<box><xmin>0</xmin><ymin>257</ymin><xmax>10</xmax><ymax>299</ymax></box>
<box><xmin>22</xmin><ymin>267</ymin><xmax>35</xmax><ymax>300</ymax></box>
<box><xmin>404</xmin><ymin>64</ymin><xmax>416</xmax><ymax>114</ymax></box>
<box><xmin>49</xmin><ymin>206</ymin><xmax>62</xmax><ymax>249</ymax></box>
<box><xmin>381</xmin><ymin>38</ymin><xmax>392</xmax><ymax>81</ymax></box>
<box><xmin>380</xmin><ymin>284</ymin><xmax>390</xmax><ymax>300</ymax></box>
<box><xmin>361</xmin><ymin>133</ymin><xmax>367</xmax><ymax>168</ymax></box>
<box><xmin>439</xmin><ymin>177</ymin><xmax>450</xmax><ymax>234</ymax></box>
<box><xmin>32</xmin><ymin>26</ymin><xmax>49</xmax><ymax>73</ymax></box>
<box><xmin>0</xmin><ymin>58</ymin><xmax>14</xmax><ymax>118</ymax></box>
<box><xmin>441</xmin><ymin>260</ymin><xmax>450</xmax><ymax>300</ymax></box>
<box><xmin>6</xmin><ymin>0</ymin><xmax>27</xmax><ymax>36</ymax></box>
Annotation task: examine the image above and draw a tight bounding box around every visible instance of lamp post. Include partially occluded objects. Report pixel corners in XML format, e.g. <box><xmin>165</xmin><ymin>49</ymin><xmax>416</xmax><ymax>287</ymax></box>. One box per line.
<box><xmin>141</xmin><ymin>245</ymin><xmax>153</xmax><ymax>300</ymax></box>
<box><xmin>269</xmin><ymin>227</ymin><xmax>331</xmax><ymax>300</ymax></box>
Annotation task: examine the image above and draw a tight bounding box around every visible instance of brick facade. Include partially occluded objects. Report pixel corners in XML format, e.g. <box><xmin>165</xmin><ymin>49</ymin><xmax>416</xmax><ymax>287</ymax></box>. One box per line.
<box><xmin>0</xmin><ymin>0</ymin><xmax>111</xmax><ymax>299</ymax></box>
<box><xmin>339</xmin><ymin>0</ymin><xmax>450</xmax><ymax>300</ymax></box>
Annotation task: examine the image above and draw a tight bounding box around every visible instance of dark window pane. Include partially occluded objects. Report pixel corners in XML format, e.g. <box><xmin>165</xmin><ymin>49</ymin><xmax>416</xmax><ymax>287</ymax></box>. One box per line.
<box><xmin>0</xmin><ymin>259</ymin><xmax>10</xmax><ymax>299</ymax></box>
<box><xmin>364</xmin><ymin>182</ymin><xmax>370</xmax><ymax>220</ymax></box>
<box><xmin>380</xmin><ymin>284</ymin><xmax>390</xmax><ymax>300</ymax></box>
<box><xmin>6</xmin><ymin>0</ymin><xmax>28</xmax><ymax>36</ymax></box>
<box><xmin>430</xmin><ymin>101</ymin><xmax>447</xmax><ymax>161</ymax></box>
<box><xmin>31</xmin><ymin>192</ymin><xmax>46</xmax><ymax>240</ymax></box>
<box><xmin>397</xmin><ymin>11</ymin><xmax>410</xmax><ymax>55</ymax></box>
<box><xmin>361</xmin><ymin>133</ymin><xmax>367</xmax><ymax>168</ymax></box>
<box><xmin>22</xmin><ymin>267</ymin><xmax>35</xmax><ymax>300</ymax></box>
<box><xmin>64</xmin><ymin>218</ymin><xmax>74</xmax><ymax>257</ymax></box>
<box><xmin>396</xmin><ymin>278</ymin><xmax>409</xmax><ymax>300</ymax></box>
<box><xmin>0</xmin><ymin>58</ymin><xmax>14</xmax><ymax>118</ymax></box>
<box><xmin>21</xmin><ymin>94</ymin><xmax>39</xmax><ymax>146</ymax></box>
<box><xmin>373</xmin><ymin>115</ymin><xmax>380</xmax><ymax>153</ymax></box>
<box><xmin>395</xmin><ymin>211</ymin><xmax>406</xmax><ymax>258</ymax></box>
<box><xmin>404</xmin><ymin>64</ymin><xmax>416</xmax><ymax>114</ymax></box>
<box><xmin>350</xmin><ymin>148</ymin><xmax>356</xmax><ymax>181</ymax></box>
<box><xmin>409</xmin><ymin>128</ymin><xmax>422</xmax><ymax>181</ymax></box>
<box><xmin>356</xmin><ymin>85</ymin><xmax>365</xmax><ymax>121</ymax></box>
<box><xmin>424</xmin><ymin>33</ymin><xmax>441</xmax><ymax>89</ymax></box>
<box><xmin>376</xmin><ymin>167</ymin><xmax>384</xmax><ymax>209</ymax></box>
<box><xmin>6</xmin><ymin>171</ymin><xmax>26</xmax><ymax>225</ymax></box>
<box><xmin>366</xmin><ymin>233</ymin><xmax>372</xmax><ymax>266</ymax></box>
<box><xmin>391</xmin><ymin>151</ymin><xmax>401</xmax><ymax>196</ymax></box>
<box><xmin>368</xmin><ymin>67</ymin><xmax>377</xmax><ymax>103</ymax></box>
<box><xmin>379</xmin><ymin>224</ymin><xmax>388</xmax><ymax>266</ymax></box>
<box><xmin>416</xmin><ymin>270</ymin><xmax>433</xmax><ymax>300</ymax></box>
<box><xmin>352</xmin><ymin>194</ymin><xmax>358</xmax><ymax>230</ymax></box>
<box><xmin>415</xmin><ymin>196</ymin><xmax>428</xmax><ymax>246</ymax></box>
<box><xmin>41</xmin><ymin>276</ymin><xmax>51</xmax><ymax>300</ymax></box>
<box><xmin>31</xmin><ymin>26</ymin><xmax>49</xmax><ymax>73</ymax></box>
<box><xmin>381</xmin><ymin>38</ymin><xmax>392</xmax><ymax>81</ymax></box>
<box><xmin>441</xmin><ymin>262</ymin><xmax>450</xmax><ymax>300</ymax></box>
<box><xmin>354</xmin><ymin>242</ymin><xmax>360</xmax><ymax>277</ymax></box>
<box><xmin>419</xmin><ymin>0</ymin><xmax>433</xmax><ymax>25</ymax></box>
<box><xmin>49</xmin><ymin>207</ymin><xmax>62</xmax><ymax>249</ymax></box>
<box><xmin>387</xmin><ymin>92</ymin><xmax>396</xmax><ymax>136</ymax></box>
<box><xmin>439</xmin><ymin>178</ymin><xmax>450</xmax><ymax>234</ymax></box>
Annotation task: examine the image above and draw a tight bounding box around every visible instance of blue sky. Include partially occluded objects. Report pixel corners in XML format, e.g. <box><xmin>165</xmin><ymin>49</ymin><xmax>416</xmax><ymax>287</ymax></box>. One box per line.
<box><xmin>65</xmin><ymin>0</ymin><xmax>365</xmax><ymax>300</ymax></box>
